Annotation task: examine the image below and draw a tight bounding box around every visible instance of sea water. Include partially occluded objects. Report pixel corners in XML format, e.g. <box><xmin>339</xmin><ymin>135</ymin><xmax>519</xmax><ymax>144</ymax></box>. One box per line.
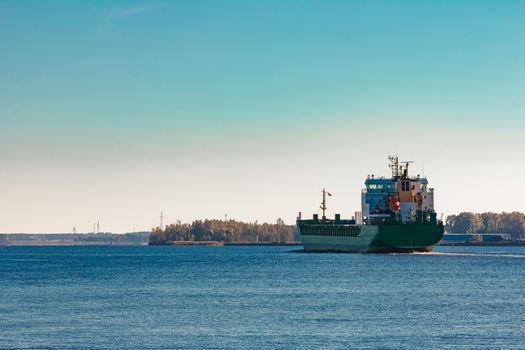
<box><xmin>1</xmin><ymin>245</ymin><xmax>524</xmax><ymax>349</ymax></box>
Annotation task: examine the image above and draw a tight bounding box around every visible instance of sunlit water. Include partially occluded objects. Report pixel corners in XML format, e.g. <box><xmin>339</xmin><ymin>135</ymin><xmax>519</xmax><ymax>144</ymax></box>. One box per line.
<box><xmin>1</xmin><ymin>245</ymin><xmax>524</xmax><ymax>349</ymax></box>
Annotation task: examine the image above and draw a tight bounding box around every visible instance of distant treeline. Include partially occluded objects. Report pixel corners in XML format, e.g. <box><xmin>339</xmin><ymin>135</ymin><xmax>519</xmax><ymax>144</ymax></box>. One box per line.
<box><xmin>1</xmin><ymin>232</ymin><xmax>150</xmax><ymax>244</ymax></box>
<box><xmin>149</xmin><ymin>219</ymin><xmax>295</xmax><ymax>245</ymax></box>
<box><xmin>445</xmin><ymin>212</ymin><xmax>525</xmax><ymax>239</ymax></box>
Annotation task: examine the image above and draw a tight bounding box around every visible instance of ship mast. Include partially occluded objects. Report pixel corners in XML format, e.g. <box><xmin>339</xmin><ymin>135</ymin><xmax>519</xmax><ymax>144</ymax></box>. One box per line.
<box><xmin>320</xmin><ymin>188</ymin><xmax>327</xmax><ymax>220</ymax></box>
<box><xmin>388</xmin><ymin>156</ymin><xmax>400</xmax><ymax>178</ymax></box>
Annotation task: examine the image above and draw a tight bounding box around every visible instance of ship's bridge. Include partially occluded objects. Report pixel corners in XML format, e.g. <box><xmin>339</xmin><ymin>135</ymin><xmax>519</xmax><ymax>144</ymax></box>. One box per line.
<box><xmin>364</xmin><ymin>178</ymin><xmax>396</xmax><ymax>193</ymax></box>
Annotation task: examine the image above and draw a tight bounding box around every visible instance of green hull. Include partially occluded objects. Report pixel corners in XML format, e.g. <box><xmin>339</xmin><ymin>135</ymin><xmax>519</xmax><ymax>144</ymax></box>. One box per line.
<box><xmin>297</xmin><ymin>220</ymin><xmax>444</xmax><ymax>253</ymax></box>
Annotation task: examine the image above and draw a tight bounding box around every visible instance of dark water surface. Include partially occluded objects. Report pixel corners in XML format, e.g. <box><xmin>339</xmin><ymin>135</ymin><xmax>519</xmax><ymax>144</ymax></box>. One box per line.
<box><xmin>1</xmin><ymin>245</ymin><xmax>524</xmax><ymax>349</ymax></box>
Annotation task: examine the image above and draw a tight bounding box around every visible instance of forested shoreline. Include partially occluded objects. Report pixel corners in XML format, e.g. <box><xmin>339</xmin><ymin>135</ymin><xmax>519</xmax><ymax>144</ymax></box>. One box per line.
<box><xmin>149</xmin><ymin>212</ymin><xmax>525</xmax><ymax>245</ymax></box>
<box><xmin>445</xmin><ymin>212</ymin><xmax>525</xmax><ymax>239</ymax></box>
<box><xmin>148</xmin><ymin>219</ymin><xmax>295</xmax><ymax>245</ymax></box>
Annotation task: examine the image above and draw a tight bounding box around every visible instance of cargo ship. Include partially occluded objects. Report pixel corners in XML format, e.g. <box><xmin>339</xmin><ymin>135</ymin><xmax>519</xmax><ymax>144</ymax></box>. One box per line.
<box><xmin>296</xmin><ymin>156</ymin><xmax>444</xmax><ymax>253</ymax></box>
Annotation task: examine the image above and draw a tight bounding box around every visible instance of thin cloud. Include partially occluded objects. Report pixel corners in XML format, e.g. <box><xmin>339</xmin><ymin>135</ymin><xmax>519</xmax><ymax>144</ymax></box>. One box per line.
<box><xmin>108</xmin><ymin>4</ymin><xmax>154</xmax><ymax>19</ymax></box>
<box><xmin>97</xmin><ymin>4</ymin><xmax>155</xmax><ymax>39</ymax></box>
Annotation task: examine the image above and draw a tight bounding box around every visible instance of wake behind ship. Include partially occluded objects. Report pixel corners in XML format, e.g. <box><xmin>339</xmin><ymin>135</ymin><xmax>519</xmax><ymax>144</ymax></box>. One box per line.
<box><xmin>296</xmin><ymin>156</ymin><xmax>444</xmax><ymax>253</ymax></box>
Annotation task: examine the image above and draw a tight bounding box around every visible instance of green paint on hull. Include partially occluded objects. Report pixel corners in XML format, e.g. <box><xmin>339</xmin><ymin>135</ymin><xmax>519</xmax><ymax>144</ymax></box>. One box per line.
<box><xmin>297</xmin><ymin>220</ymin><xmax>444</xmax><ymax>253</ymax></box>
<box><xmin>378</xmin><ymin>222</ymin><xmax>444</xmax><ymax>250</ymax></box>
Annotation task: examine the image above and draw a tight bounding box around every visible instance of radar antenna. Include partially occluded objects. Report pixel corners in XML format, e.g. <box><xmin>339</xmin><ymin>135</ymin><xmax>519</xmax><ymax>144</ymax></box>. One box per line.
<box><xmin>400</xmin><ymin>160</ymin><xmax>414</xmax><ymax>178</ymax></box>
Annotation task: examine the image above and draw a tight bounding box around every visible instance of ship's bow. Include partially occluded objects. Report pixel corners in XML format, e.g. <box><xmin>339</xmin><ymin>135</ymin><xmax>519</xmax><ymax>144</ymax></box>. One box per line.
<box><xmin>378</xmin><ymin>222</ymin><xmax>444</xmax><ymax>252</ymax></box>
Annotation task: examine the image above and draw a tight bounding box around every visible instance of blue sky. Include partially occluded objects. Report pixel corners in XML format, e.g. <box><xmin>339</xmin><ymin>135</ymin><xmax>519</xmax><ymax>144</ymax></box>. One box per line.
<box><xmin>1</xmin><ymin>1</ymin><xmax>524</xmax><ymax>232</ymax></box>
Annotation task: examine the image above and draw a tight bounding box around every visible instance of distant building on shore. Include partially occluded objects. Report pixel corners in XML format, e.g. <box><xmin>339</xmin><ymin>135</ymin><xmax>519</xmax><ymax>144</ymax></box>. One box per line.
<box><xmin>441</xmin><ymin>233</ymin><xmax>512</xmax><ymax>244</ymax></box>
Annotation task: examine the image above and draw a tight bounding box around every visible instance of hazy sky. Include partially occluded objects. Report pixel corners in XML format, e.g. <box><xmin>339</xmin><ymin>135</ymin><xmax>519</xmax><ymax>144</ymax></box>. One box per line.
<box><xmin>1</xmin><ymin>0</ymin><xmax>524</xmax><ymax>233</ymax></box>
